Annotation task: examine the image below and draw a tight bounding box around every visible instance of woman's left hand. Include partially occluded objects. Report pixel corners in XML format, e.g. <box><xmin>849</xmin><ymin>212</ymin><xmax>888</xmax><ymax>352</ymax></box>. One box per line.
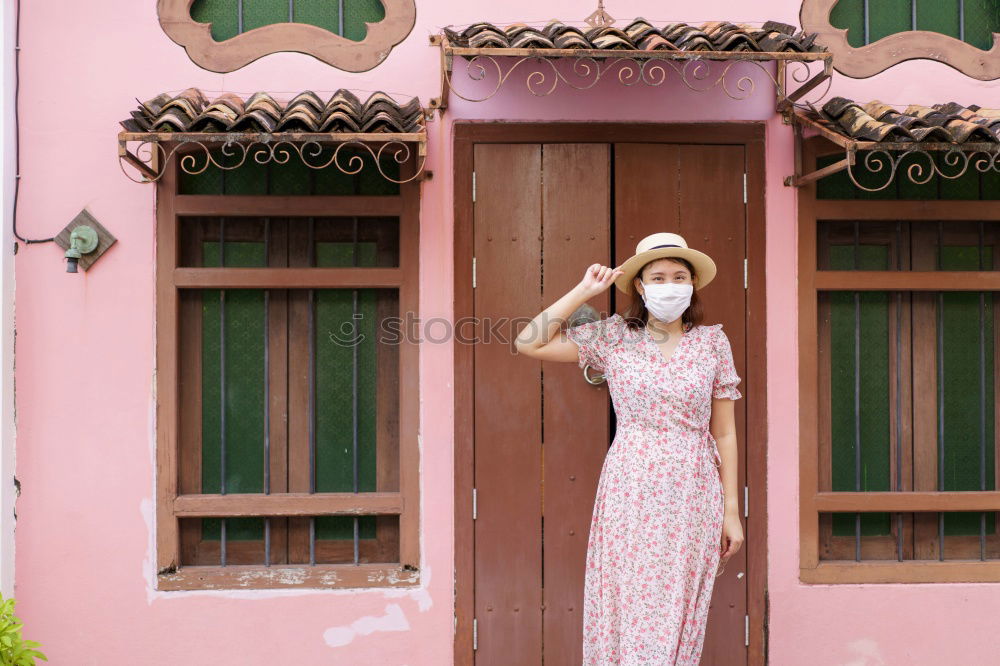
<box><xmin>718</xmin><ymin>510</ymin><xmax>744</xmax><ymax>574</ymax></box>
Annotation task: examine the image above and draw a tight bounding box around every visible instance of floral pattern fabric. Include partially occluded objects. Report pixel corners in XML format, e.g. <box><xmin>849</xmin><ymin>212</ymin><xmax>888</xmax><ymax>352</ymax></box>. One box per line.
<box><xmin>565</xmin><ymin>313</ymin><xmax>742</xmax><ymax>665</ymax></box>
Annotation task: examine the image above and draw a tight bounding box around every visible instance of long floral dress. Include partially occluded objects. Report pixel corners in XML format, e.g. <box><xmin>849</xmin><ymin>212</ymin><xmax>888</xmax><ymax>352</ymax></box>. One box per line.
<box><xmin>565</xmin><ymin>313</ymin><xmax>743</xmax><ymax>665</ymax></box>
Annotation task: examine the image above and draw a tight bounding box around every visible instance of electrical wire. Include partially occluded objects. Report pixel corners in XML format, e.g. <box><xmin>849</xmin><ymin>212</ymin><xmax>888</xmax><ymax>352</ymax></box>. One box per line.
<box><xmin>12</xmin><ymin>0</ymin><xmax>55</xmax><ymax>246</ymax></box>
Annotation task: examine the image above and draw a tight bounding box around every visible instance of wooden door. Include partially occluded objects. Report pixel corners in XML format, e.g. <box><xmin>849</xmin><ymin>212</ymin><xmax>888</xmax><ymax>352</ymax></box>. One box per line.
<box><xmin>471</xmin><ymin>141</ymin><xmax>749</xmax><ymax>665</ymax></box>
<box><xmin>614</xmin><ymin>143</ymin><xmax>748</xmax><ymax>663</ymax></box>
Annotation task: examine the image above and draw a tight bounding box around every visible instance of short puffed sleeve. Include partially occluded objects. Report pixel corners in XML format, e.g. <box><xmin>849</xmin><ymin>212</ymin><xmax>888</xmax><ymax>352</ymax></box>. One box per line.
<box><xmin>565</xmin><ymin>313</ymin><xmax>621</xmax><ymax>374</ymax></box>
<box><xmin>711</xmin><ymin>325</ymin><xmax>743</xmax><ymax>400</ymax></box>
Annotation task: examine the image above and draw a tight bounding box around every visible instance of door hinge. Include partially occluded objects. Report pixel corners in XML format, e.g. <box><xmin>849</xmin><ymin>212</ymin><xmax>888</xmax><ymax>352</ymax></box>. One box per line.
<box><xmin>473</xmin><ymin>617</ymin><xmax>478</xmax><ymax>650</ymax></box>
<box><xmin>472</xmin><ymin>257</ymin><xmax>477</xmax><ymax>289</ymax></box>
<box><xmin>472</xmin><ymin>171</ymin><xmax>477</xmax><ymax>203</ymax></box>
<box><xmin>742</xmin><ymin>172</ymin><xmax>747</xmax><ymax>204</ymax></box>
<box><xmin>472</xmin><ymin>487</ymin><xmax>477</xmax><ymax>519</ymax></box>
<box><xmin>744</xmin><ymin>485</ymin><xmax>748</xmax><ymax>518</ymax></box>
<box><xmin>745</xmin><ymin>614</ymin><xmax>750</xmax><ymax>647</ymax></box>
<box><xmin>743</xmin><ymin>258</ymin><xmax>748</xmax><ymax>290</ymax></box>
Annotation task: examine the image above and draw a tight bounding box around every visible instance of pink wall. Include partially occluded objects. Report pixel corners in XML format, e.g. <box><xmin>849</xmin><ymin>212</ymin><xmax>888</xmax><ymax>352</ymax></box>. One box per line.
<box><xmin>11</xmin><ymin>1</ymin><xmax>1000</xmax><ymax>664</ymax></box>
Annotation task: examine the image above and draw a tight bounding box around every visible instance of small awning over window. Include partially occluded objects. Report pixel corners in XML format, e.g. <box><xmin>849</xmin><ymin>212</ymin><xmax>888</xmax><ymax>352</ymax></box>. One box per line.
<box><xmin>430</xmin><ymin>19</ymin><xmax>831</xmax><ymax>109</ymax></box>
<box><xmin>445</xmin><ymin>19</ymin><xmax>822</xmax><ymax>52</ymax></box>
<box><xmin>118</xmin><ymin>88</ymin><xmax>428</xmax><ymax>184</ymax></box>
<box><xmin>788</xmin><ymin>97</ymin><xmax>1000</xmax><ymax>191</ymax></box>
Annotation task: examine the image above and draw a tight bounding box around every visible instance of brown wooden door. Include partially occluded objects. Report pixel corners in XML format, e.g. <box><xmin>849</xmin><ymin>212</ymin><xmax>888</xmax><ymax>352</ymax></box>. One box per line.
<box><xmin>472</xmin><ymin>142</ymin><xmax>748</xmax><ymax>665</ymax></box>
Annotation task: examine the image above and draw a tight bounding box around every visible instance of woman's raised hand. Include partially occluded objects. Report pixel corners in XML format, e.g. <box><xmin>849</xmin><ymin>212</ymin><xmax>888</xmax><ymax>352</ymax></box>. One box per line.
<box><xmin>579</xmin><ymin>263</ymin><xmax>625</xmax><ymax>299</ymax></box>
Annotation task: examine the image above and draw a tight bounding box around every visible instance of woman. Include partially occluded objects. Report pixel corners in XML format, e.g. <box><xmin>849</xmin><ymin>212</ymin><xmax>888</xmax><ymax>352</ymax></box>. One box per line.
<box><xmin>514</xmin><ymin>232</ymin><xmax>744</xmax><ymax>665</ymax></box>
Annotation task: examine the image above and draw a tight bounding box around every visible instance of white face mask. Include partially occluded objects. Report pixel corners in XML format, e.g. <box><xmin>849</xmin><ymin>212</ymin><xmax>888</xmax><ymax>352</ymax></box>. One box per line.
<box><xmin>641</xmin><ymin>282</ymin><xmax>693</xmax><ymax>323</ymax></box>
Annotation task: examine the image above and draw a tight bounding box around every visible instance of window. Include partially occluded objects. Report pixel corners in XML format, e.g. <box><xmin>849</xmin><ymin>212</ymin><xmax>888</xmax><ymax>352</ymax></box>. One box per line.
<box><xmin>799</xmin><ymin>137</ymin><xmax>1000</xmax><ymax>583</ymax></box>
<box><xmin>155</xmin><ymin>148</ymin><xmax>420</xmax><ymax>590</ymax></box>
<box><xmin>191</xmin><ymin>0</ymin><xmax>385</xmax><ymax>42</ymax></box>
<box><xmin>830</xmin><ymin>0</ymin><xmax>999</xmax><ymax>50</ymax></box>
<box><xmin>801</xmin><ymin>0</ymin><xmax>1000</xmax><ymax>80</ymax></box>
<box><xmin>158</xmin><ymin>0</ymin><xmax>416</xmax><ymax>73</ymax></box>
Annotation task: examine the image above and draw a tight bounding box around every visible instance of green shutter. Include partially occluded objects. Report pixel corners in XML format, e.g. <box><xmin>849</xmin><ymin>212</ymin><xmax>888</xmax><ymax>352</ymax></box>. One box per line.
<box><xmin>201</xmin><ymin>240</ymin><xmax>268</xmax><ymax>542</ymax></box>
<box><xmin>830</xmin><ymin>0</ymin><xmax>1000</xmax><ymax>48</ymax></box>
<box><xmin>829</xmin><ymin>245</ymin><xmax>892</xmax><ymax>538</ymax></box>
<box><xmin>190</xmin><ymin>0</ymin><xmax>387</xmax><ymax>42</ymax></box>
<box><xmin>869</xmin><ymin>2</ymin><xmax>911</xmax><ymax>44</ymax></box>
<box><xmin>830</xmin><ymin>0</ymin><xmax>866</xmax><ymax>47</ymax></box>
<box><xmin>939</xmin><ymin>245</ymin><xmax>996</xmax><ymax>536</ymax></box>
<box><xmin>313</xmin><ymin>242</ymin><xmax>382</xmax><ymax>541</ymax></box>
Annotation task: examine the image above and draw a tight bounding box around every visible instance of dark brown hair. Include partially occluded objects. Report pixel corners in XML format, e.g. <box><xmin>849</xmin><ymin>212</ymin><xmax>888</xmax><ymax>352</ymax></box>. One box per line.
<box><xmin>623</xmin><ymin>256</ymin><xmax>704</xmax><ymax>332</ymax></box>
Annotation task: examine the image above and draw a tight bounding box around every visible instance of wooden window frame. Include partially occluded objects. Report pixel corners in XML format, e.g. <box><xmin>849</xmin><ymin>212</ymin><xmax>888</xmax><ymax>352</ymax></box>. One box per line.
<box><xmin>800</xmin><ymin>0</ymin><xmax>1000</xmax><ymax>80</ymax></box>
<box><xmin>799</xmin><ymin>135</ymin><xmax>1000</xmax><ymax>583</ymax></box>
<box><xmin>154</xmin><ymin>146</ymin><xmax>421</xmax><ymax>590</ymax></box>
<box><xmin>157</xmin><ymin>0</ymin><xmax>416</xmax><ymax>73</ymax></box>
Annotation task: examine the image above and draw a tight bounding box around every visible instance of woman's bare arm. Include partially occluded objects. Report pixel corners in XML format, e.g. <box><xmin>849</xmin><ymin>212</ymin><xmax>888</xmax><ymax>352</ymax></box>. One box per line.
<box><xmin>514</xmin><ymin>263</ymin><xmax>623</xmax><ymax>362</ymax></box>
<box><xmin>709</xmin><ymin>398</ymin><xmax>739</xmax><ymax>514</ymax></box>
<box><xmin>710</xmin><ymin>396</ymin><xmax>744</xmax><ymax>567</ymax></box>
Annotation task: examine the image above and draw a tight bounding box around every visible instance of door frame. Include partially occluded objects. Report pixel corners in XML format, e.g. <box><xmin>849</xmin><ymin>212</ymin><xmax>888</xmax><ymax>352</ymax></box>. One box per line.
<box><xmin>453</xmin><ymin>122</ymin><xmax>769</xmax><ymax>665</ymax></box>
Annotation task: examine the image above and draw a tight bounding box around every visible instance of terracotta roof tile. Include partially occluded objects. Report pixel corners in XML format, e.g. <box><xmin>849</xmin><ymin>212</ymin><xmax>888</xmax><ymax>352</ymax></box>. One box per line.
<box><xmin>120</xmin><ymin>87</ymin><xmax>425</xmax><ymax>135</ymax></box>
<box><xmin>811</xmin><ymin>97</ymin><xmax>1000</xmax><ymax>144</ymax></box>
<box><xmin>443</xmin><ymin>18</ymin><xmax>826</xmax><ymax>53</ymax></box>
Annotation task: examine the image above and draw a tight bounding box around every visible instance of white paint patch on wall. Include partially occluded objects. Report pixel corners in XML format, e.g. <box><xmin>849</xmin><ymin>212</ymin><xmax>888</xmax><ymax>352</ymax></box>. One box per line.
<box><xmin>384</xmin><ymin>563</ymin><xmax>432</xmax><ymax>611</ymax></box>
<box><xmin>841</xmin><ymin>638</ymin><xmax>888</xmax><ymax>666</ymax></box>
<box><xmin>323</xmin><ymin>603</ymin><xmax>411</xmax><ymax>647</ymax></box>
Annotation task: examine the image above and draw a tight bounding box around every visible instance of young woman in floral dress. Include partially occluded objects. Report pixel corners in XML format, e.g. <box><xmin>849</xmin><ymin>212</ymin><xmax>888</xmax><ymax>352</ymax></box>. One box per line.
<box><xmin>514</xmin><ymin>232</ymin><xmax>744</xmax><ymax>665</ymax></box>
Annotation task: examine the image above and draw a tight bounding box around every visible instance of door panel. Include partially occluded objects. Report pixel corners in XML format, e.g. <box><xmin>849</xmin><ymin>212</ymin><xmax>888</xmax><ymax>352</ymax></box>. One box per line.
<box><xmin>473</xmin><ymin>141</ymin><xmax>749</xmax><ymax>665</ymax></box>
<box><xmin>615</xmin><ymin>143</ymin><xmax>748</xmax><ymax>663</ymax></box>
<box><xmin>540</xmin><ymin>144</ymin><xmax>612</xmax><ymax>666</ymax></box>
<box><xmin>473</xmin><ymin>144</ymin><xmax>543</xmax><ymax>664</ymax></box>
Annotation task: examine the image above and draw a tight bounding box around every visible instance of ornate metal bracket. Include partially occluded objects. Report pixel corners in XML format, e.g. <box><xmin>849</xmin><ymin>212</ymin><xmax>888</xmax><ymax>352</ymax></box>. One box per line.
<box><xmin>785</xmin><ymin>112</ymin><xmax>1000</xmax><ymax>192</ymax></box>
<box><xmin>429</xmin><ymin>32</ymin><xmax>833</xmax><ymax>116</ymax></box>
<box><xmin>117</xmin><ymin>131</ymin><xmax>429</xmax><ymax>185</ymax></box>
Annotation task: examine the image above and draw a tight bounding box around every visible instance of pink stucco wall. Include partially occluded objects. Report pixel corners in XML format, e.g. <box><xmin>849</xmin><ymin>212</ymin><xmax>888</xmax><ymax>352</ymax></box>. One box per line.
<box><xmin>10</xmin><ymin>1</ymin><xmax>1000</xmax><ymax>664</ymax></box>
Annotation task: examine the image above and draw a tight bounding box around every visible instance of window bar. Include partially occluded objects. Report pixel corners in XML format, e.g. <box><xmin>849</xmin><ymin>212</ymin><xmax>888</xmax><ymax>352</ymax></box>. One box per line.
<box><xmin>237</xmin><ymin>0</ymin><xmax>244</xmax><ymax>35</ymax></box>
<box><xmin>264</xmin><ymin>216</ymin><xmax>271</xmax><ymax>567</ymax></box>
<box><xmin>911</xmin><ymin>0</ymin><xmax>917</xmax><ymax>31</ymax></box>
<box><xmin>978</xmin><ymin>221</ymin><xmax>986</xmax><ymax>560</ymax></box>
<box><xmin>352</xmin><ymin>216</ymin><xmax>360</xmax><ymax>565</ymax></box>
<box><xmin>339</xmin><ymin>0</ymin><xmax>345</xmax><ymax>36</ymax></box>
<box><xmin>895</xmin><ymin>222</ymin><xmax>904</xmax><ymax>561</ymax></box>
<box><xmin>937</xmin><ymin>222</ymin><xmax>945</xmax><ymax>561</ymax></box>
<box><xmin>220</xmin><ymin>217</ymin><xmax>228</xmax><ymax>567</ymax></box>
<box><xmin>265</xmin><ymin>518</ymin><xmax>271</xmax><ymax>568</ymax></box>
<box><xmin>863</xmin><ymin>0</ymin><xmax>870</xmax><ymax>44</ymax></box>
<box><xmin>264</xmin><ymin>168</ymin><xmax>272</xmax><ymax>567</ymax></box>
<box><xmin>958</xmin><ymin>0</ymin><xmax>965</xmax><ymax>43</ymax></box>
<box><xmin>309</xmin><ymin>217</ymin><xmax>316</xmax><ymax>566</ymax></box>
<box><xmin>853</xmin><ymin>221</ymin><xmax>862</xmax><ymax>561</ymax></box>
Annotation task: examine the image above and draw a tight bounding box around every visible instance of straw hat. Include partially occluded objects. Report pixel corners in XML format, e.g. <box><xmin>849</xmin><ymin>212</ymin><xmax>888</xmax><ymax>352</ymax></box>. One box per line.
<box><xmin>613</xmin><ymin>232</ymin><xmax>717</xmax><ymax>294</ymax></box>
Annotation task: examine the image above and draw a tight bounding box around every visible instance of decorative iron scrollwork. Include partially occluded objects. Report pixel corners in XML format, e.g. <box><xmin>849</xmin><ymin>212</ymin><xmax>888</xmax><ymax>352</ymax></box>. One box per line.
<box><xmin>444</xmin><ymin>52</ymin><xmax>828</xmax><ymax>104</ymax></box>
<box><xmin>118</xmin><ymin>133</ymin><xmax>428</xmax><ymax>185</ymax></box>
<box><xmin>845</xmin><ymin>147</ymin><xmax>1000</xmax><ymax>193</ymax></box>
